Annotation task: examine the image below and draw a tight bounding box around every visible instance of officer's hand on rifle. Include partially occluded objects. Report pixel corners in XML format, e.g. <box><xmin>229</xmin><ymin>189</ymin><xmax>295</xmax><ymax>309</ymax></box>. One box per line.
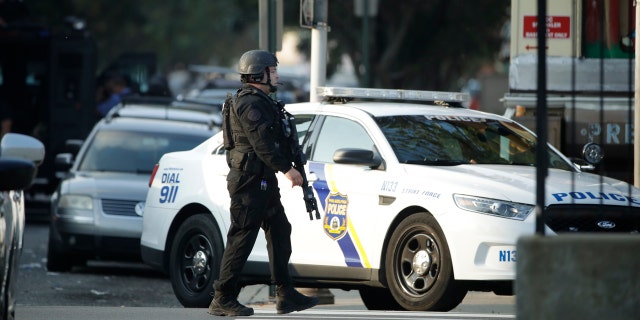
<box><xmin>284</xmin><ymin>167</ymin><xmax>303</xmax><ymax>187</ymax></box>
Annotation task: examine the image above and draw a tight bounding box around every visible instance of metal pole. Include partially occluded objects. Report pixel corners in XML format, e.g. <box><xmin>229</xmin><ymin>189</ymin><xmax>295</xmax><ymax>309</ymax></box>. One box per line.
<box><xmin>269</xmin><ymin>0</ymin><xmax>276</xmax><ymax>53</ymax></box>
<box><xmin>362</xmin><ymin>0</ymin><xmax>370</xmax><ymax>87</ymax></box>
<box><xmin>310</xmin><ymin>23</ymin><xmax>328</xmax><ymax>102</ymax></box>
<box><xmin>535</xmin><ymin>0</ymin><xmax>548</xmax><ymax>235</ymax></box>
<box><xmin>305</xmin><ymin>0</ymin><xmax>335</xmax><ymax>304</ymax></box>
<box><xmin>634</xmin><ymin>0</ymin><xmax>640</xmax><ymax>187</ymax></box>
<box><xmin>309</xmin><ymin>0</ymin><xmax>328</xmax><ymax>102</ymax></box>
<box><xmin>259</xmin><ymin>0</ymin><xmax>268</xmax><ymax>51</ymax></box>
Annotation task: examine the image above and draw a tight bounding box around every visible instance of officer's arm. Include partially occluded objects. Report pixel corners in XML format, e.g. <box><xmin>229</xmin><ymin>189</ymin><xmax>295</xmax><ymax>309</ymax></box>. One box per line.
<box><xmin>283</xmin><ymin>167</ymin><xmax>302</xmax><ymax>187</ymax></box>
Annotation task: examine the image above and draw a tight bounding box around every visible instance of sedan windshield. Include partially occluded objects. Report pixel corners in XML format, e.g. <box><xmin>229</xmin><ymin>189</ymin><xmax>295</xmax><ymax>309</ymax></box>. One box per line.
<box><xmin>375</xmin><ymin>115</ymin><xmax>574</xmax><ymax>171</ymax></box>
<box><xmin>78</xmin><ymin>130</ymin><xmax>207</xmax><ymax>173</ymax></box>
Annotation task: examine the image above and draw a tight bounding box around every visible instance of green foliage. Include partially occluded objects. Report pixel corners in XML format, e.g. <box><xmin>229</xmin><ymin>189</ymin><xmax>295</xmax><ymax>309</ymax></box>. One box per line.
<box><xmin>25</xmin><ymin>0</ymin><xmax>262</xmax><ymax>73</ymax></box>
<box><xmin>323</xmin><ymin>0</ymin><xmax>510</xmax><ymax>90</ymax></box>
<box><xmin>22</xmin><ymin>0</ymin><xmax>509</xmax><ymax>91</ymax></box>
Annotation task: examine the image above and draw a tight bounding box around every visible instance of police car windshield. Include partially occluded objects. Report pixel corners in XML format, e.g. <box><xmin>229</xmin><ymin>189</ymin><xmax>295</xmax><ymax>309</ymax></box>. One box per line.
<box><xmin>375</xmin><ymin>115</ymin><xmax>574</xmax><ymax>170</ymax></box>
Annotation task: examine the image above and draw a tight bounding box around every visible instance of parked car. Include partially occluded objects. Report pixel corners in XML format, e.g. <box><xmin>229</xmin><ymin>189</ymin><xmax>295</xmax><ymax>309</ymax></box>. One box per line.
<box><xmin>141</xmin><ymin>87</ymin><xmax>640</xmax><ymax>311</ymax></box>
<box><xmin>0</xmin><ymin>133</ymin><xmax>45</xmax><ymax>320</ymax></box>
<box><xmin>47</xmin><ymin>97</ymin><xmax>221</xmax><ymax>272</ymax></box>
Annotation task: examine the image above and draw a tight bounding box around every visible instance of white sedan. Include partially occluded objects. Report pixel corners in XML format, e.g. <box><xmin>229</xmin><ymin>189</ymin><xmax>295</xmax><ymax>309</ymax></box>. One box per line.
<box><xmin>140</xmin><ymin>87</ymin><xmax>640</xmax><ymax>311</ymax></box>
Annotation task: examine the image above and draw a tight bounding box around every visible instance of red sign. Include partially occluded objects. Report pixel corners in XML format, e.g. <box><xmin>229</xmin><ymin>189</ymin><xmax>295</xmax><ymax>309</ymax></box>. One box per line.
<box><xmin>523</xmin><ymin>16</ymin><xmax>571</xmax><ymax>39</ymax></box>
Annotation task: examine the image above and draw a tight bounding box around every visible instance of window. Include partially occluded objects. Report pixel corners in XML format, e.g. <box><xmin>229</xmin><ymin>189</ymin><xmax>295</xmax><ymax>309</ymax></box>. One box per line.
<box><xmin>79</xmin><ymin>129</ymin><xmax>207</xmax><ymax>173</ymax></box>
<box><xmin>311</xmin><ymin>116</ymin><xmax>374</xmax><ymax>163</ymax></box>
<box><xmin>293</xmin><ymin>114</ymin><xmax>314</xmax><ymax>145</ymax></box>
<box><xmin>375</xmin><ymin>115</ymin><xmax>573</xmax><ymax>170</ymax></box>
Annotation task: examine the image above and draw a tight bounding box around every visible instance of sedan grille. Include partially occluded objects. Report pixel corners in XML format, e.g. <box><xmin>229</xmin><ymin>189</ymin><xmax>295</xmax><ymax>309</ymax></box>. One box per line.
<box><xmin>545</xmin><ymin>204</ymin><xmax>640</xmax><ymax>234</ymax></box>
<box><xmin>101</xmin><ymin>199</ymin><xmax>139</xmax><ymax>216</ymax></box>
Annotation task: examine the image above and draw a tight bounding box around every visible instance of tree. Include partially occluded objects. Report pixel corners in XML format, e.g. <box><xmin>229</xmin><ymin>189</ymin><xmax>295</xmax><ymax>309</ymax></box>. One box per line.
<box><xmin>26</xmin><ymin>0</ymin><xmax>263</xmax><ymax>73</ymax></box>
<box><xmin>305</xmin><ymin>0</ymin><xmax>511</xmax><ymax>90</ymax></box>
<box><xmin>24</xmin><ymin>0</ymin><xmax>509</xmax><ymax>91</ymax></box>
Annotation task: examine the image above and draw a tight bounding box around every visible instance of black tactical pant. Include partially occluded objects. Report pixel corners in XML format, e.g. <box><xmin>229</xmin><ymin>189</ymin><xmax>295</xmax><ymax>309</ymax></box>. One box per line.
<box><xmin>213</xmin><ymin>169</ymin><xmax>293</xmax><ymax>298</ymax></box>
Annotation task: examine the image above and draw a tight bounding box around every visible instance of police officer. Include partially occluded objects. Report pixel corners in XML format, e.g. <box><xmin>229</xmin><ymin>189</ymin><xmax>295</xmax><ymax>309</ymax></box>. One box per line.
<box><xmin>208</xmin><ymin>50</ymin><xmax>319</xmax><ymax>317</ymax></box>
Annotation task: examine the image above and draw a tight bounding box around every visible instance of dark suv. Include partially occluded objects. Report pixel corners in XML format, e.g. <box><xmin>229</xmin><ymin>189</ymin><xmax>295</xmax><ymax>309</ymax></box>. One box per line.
<box><xmin>47</xmin><ymin>97</ymin><xmax>221</xmax><ymax>272</ymax></box>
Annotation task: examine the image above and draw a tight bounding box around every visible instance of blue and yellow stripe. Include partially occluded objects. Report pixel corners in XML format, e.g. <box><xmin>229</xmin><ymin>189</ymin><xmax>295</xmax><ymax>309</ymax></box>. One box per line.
<box><xmin>309</xmin><ymin>162</ymin><xmax>371</xmax><ymax>268</ymax></box>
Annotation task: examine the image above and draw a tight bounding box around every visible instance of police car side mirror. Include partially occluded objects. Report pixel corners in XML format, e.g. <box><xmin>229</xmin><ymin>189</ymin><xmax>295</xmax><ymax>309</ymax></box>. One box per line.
<box><xmin>333</xmin><ymin>148</ymin><xmax>382</xmax><ymax>168</ymax></box>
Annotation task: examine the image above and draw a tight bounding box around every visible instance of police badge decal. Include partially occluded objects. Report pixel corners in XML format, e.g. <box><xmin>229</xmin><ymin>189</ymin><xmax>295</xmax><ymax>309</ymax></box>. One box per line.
<box><xmin>323</xmin><ymin>192</ymin><xmax>348</xmax><ymax>240</ymax></box>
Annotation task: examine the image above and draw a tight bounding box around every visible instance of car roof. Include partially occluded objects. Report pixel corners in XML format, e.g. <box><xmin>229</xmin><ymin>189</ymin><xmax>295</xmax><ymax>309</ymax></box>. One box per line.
<box><xmin>105</xmin><ymin>96</ymin><xmax>222</xmax><ymax>129</ymax></box>
<box><xmin>97</xmin><ymin>116</ymin><xmax>217</xmax><ymax>136</ymax></box>
<box><xmin>285</xmin><ymin>87</ymin><xmax>506</xmax><ymax>121</ymax></box>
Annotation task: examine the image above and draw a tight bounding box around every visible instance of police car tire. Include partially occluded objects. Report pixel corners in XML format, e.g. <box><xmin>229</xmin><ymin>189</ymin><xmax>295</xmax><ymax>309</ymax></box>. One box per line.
<box><xmin>169</xmin><ymin>214</ymin><xmax>223</xmax><ymax>308</ymax></box>
<box><xmin>384</xmin><ymin>213</ymin><xmax>467</xmax><ymax>311</ymax></box>
<box><xmin>358</xmin><ymin>287</ymin><xmax>402</xmax><ymax>310</ymax></box>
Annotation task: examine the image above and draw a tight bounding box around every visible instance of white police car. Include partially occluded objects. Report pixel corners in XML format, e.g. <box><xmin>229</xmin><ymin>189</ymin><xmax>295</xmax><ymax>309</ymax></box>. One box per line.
<box><xmin>140</xmin><ymin>87</ymin><xmax>640</xmax><ymax>311</ymax></box>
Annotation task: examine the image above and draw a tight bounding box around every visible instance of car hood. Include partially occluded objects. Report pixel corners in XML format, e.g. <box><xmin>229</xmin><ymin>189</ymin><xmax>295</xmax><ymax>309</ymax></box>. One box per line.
<box><xmin>403</xmin><ymin>164</ymin><xmax>640</xmax><ymax>206</ymax></box>
<box><xmin>61</xmin><ymin>172</ymin><xmax>150</xmax><ymax>201</ymax></box>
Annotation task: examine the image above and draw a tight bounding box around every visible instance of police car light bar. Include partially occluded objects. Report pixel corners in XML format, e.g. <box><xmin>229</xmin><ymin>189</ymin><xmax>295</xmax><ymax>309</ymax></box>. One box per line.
<box><xmin>317</xmin><ymin>87</ymin><xmax>469</xmax><ymax>104</ymax></box>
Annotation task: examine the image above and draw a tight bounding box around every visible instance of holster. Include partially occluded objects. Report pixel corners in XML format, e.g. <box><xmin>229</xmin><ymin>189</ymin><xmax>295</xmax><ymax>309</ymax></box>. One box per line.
<box><xmin>227</xmin><ymin>150</ymin><xmax>263</xmax><ymax>175</ymax></box>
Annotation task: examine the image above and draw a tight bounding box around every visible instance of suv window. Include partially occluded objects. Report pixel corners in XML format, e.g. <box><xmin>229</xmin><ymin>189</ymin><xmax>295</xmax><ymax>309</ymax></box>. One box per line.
<box><xmin>78</xmin><ymin>130</ymin><xmax>205</xmax><ymax>173</ymax></box>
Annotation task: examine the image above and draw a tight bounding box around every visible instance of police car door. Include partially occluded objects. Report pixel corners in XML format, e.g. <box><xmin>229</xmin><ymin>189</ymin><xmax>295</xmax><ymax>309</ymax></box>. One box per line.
<box><xmin>283</xmin><ymin>114</ymin><xmax>387</xmax><ymax>272</ymax></box>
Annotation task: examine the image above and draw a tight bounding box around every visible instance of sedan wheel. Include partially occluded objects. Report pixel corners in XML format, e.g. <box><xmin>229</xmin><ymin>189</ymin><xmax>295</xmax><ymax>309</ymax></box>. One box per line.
<box><xmin>358</xmin><ymin>286</ymin><xmax>402</xmax><ymax>310</ymax></box>
<box><xmin>169</xmin><ymin>214</ymin><xmax>223</xmax><ymax>308</ymax></box>
<box><xmin>385</xmin><ymin>213</ymin><xmax>467</xmax><ymax>311</ymax></box>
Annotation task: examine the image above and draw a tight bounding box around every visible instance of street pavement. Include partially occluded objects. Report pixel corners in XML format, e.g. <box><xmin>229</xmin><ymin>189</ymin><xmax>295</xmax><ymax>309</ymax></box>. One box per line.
<box><xmin>17</xmin><ymin>284</ymin><xmax>515</xmax><ymax>319</ymax></box>
<box><xmin>14</xmin><ymin>223</ymin><xmax>513</xmax><ymax>319</ymax></box>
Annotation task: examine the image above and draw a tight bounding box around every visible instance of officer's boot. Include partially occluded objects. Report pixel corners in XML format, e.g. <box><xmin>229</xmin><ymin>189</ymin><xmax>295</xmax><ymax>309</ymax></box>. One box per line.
<box><xmin>208</xmin><ymin>291</ymin><xmax>254</xmax><ymax>317</ymax></box>
<box><xmin>276</xmin><ymin>286</ymin><xmax>320</xmax><ymax>314</ymax></box>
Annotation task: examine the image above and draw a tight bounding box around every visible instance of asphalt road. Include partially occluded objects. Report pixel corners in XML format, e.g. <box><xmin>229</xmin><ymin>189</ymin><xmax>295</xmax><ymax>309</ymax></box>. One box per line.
<box><xmin>16</xmin><ymin>221</ymin><xmax>516</xmax><ymax>319</ymax></box>
<box><xmin>17</xmin><ymin>221</ymin><xmax>181</xmax><ymax>308</ymax></box>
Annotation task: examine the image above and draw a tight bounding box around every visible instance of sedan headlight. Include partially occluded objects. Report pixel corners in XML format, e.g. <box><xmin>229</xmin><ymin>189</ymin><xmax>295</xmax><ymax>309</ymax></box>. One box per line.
<box><xmin>58</xmin><ymin>194</ymin><xmax>94</xmax><ymax>210</ymax></box>
<box><xmin>453</xmin><ymin>194</ymin><xmax>533</xmax><ymax>220</ymax></box>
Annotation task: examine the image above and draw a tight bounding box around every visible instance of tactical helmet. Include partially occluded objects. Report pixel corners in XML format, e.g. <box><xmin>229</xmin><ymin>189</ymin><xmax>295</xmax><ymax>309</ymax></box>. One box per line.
<box><xmin>238</xmin><ymin>50</ymin><xmax>278</xmax><ymax>76</ymax></box>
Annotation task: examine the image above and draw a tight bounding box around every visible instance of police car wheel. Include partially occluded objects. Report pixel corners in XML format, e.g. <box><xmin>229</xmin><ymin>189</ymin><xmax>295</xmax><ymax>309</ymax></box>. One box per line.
<box><xmin>358</xmin><ymin>287</ymin><xmax>402</xmax><ymax>310</ymax></box>
<box><xmin>169</xmin><ymin>214</ymin><xmax>223</xmax><ymax>308</ymax></box>
<box><xmin>384</xmin><ymin>213</ymin><xmax>467</xmax><ymax>311</ymax></box>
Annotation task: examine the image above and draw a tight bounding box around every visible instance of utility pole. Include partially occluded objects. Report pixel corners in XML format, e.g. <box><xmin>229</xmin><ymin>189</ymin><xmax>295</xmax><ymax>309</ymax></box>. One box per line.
<box><xmin>534</xmin><ymin>0</ymin><xmax>548</xmax><ymax>235</ymax></box>
<box><xmin>301</xmin><ymin>0</ymin><xmax>328</xmax><ymax>102</ymax></box>
<box><xmin>298</xmin><ymin>0</ymin><xmax>334</xmax><ymax>304</ymax></box>
<box><xmin>259</xmin><ymin>0</ymin><xmax>283</xmax><ymax>53</ymax></box>
<box><xmin>354</xmin><ymin>0</ymin><xmax>379</xmax><ymax>88</ymax></box>
<box><xmin>259</xmin><ymin>0</ymin><xmax>282</xmax><ymax>101</ymax></box>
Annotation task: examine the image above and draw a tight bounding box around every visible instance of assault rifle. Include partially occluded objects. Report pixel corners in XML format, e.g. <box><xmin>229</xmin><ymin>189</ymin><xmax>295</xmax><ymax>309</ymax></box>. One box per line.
<box><xmin>280</xmin><ymin>104</ymin><xmax>321</xmax><ymax>220</ymax></box>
